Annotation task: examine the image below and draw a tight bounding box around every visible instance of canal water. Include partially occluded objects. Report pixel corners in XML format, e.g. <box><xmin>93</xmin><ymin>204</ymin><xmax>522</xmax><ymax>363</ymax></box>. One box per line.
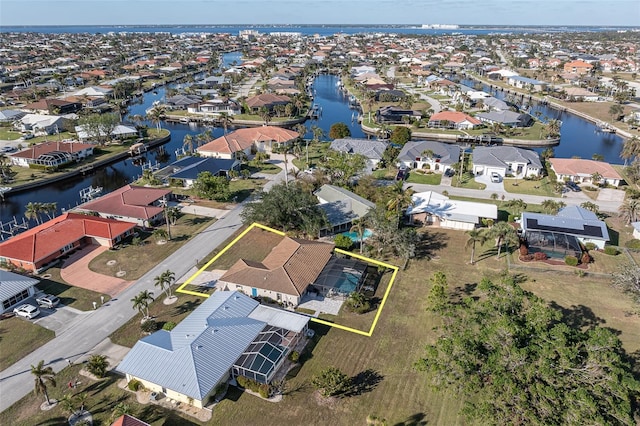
<box><xmin>0</xmin><ymin>71</ymin><xmax>624</xmax><ymax>225</ymax></box>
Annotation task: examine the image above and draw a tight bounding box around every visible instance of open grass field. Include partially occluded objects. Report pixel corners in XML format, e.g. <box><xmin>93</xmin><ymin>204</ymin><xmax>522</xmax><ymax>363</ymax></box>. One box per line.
<box><xmin>89</xmin><ymin>214</ymin><xmax>214</xmax><ymax>280</ymax></box>
<box><xmin>0</xmin><ymin>317</ymin><xmax>55</xmax><ymax>371</ymax></box>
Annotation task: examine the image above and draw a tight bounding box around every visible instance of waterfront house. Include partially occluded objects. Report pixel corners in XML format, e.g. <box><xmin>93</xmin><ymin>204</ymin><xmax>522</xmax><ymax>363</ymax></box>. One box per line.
<box><xmin>0</xmin><ymin>213</ymin><xmax>135</xmax><ymax>273</ymax></box>
<box><xmin>476</xmin><ymin>110</ymin><xmax>533</xmax><ymax>128</ymax></box>
<box><xmin>75</xmin><ymin>185</ymin><xmax>172</xmax><ymax>227</ymax></box>
<box><xmin>397</xmin><ymin>140</ymin><xmax>460</xmax><ymax>172</ymax></box>
<box><xmin>117</xmin><ymin>291</ymin><xmax>310</xmax><ymax>409</ymax></box>
<box><xmin>75</xmin><ymin>124</ymin><xmax>138</xmax><ymax>142</ymax></box>
<box><xmin>0</xmin><ymin>109</ymin><xmax>26</xmax><ymax>123</ymax></box>
<box><xmin>428</xmin><ymin>111</ymin><xmax>481</xmax><ymax>130</ymax></box>
<box><xmin>329</xmin><ymin>138</ymin><xmax>387</xmax><ymax>170</ymax></box>
<box><xmin>506</xmin><ymin>75</ymin><xmax>548</xmax><ymax>92</ymax></box>
<box><xmin>406</xmin><ymin>191</ymin><xmax>498</xmax><ymax>231</ymax></box>
<box><xmin>520</xmin><ymin>206</ymin><xmax>609</xmax><ymax>254</ymax></box>
<box><xmin>197</xmin><ymin>126</ymin><xmax>299</xmax><ymax>159</ymax></box>
<box><xmin>9</xmin><ymin>141</ymin><xmax>94</xmax><ymax>168</ymax></box>
<box><xmin>314</xmin><ymin>184</ymin><xmax>375</xmax><ymax>236</ymax></box>
<box><xmin>161</xmin><ymin>156</ymin><xmax>238</xmax><ymax>188</ymax></box>
<box><xmin>18</xmin><ymin>114</ymin><xmax>69</xmax><ymax>135</ymax></box>
<box><xmin>472</xmin><ymin>146</ymin><xmax>543</xmax><ymax>178</ymax></box>
<box><xmin>0</xmin><ymin>270</ymin><xmax>39</xmax><ymax>314</ymax></box>
<box><xmin>244</xmin><ymin>94</ymin><xmax>291</xmax><ymax>113</ymax></box>
<box><xmin>548</xmin><ymin>158</ymin><xmax>622</xmax><ymax>187</ymax></box>
<box><xmin>187</xmin><ymin>99</ymin><xmax>241</xmax><ymax>116</ymax></box>
<box><xmin>563</xmin><ymin>60</ymin><xmax>594</xmax><ymax>75</ymax></box>
<box><xmin>376</xmin><ymin>106</ymin><xmax>422</xmax><ymax>124</ymax></box>
<box><xmin>23</xmin><ymin>98</ymin><xmax>82</xmax><ymax>115</ymax></box>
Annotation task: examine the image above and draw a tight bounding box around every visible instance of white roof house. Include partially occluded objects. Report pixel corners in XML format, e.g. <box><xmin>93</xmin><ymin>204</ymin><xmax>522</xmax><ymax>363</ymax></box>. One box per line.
<box><xmin>117</xmin><ymin>291</ymin><xmax>309</xmax><ymax>409</ymax></box>
<box><xmin>0</xmin><ymin>270</ymin><xmax>39</xmax><ymax>314</ymax></box>
<box><xmin>75</xmin><ymin>124</ymin><xmax>138</xmax><ymax>141</ymax></box>
<box><xmin>406</xmin><ymin>191</ymin><xmax>498</xmax><ymax>230</ymax></box>
<box><xmin>72</xmin><ymin>86</ymin><xmax>112</xmax><ymax>98</ymax></box>
<box><xmin>472</xmin><ymin>146</ymin><xmax>543</xmax><ymax>178</ymax></box>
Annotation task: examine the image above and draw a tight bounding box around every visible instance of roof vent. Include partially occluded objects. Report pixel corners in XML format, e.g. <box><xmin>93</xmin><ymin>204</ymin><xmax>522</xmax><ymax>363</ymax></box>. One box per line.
<box><xmin>212</xmin><ymin>329</ymin><xmax>219</xmax><ymax>334</ymax></box>
<box><xmin>195</xmin><ymin>345</ymin><xmax>203</xmax><ymax>350</ymax></box>
<box><xmin>234</xmin><ymin>295</ymin><xmax>240</xmax><ymax>300</ymax></box>
<box><xmin>224</xmin><ymin>305</ymin><xmax>230</xmax><ymax>310</ymax></box>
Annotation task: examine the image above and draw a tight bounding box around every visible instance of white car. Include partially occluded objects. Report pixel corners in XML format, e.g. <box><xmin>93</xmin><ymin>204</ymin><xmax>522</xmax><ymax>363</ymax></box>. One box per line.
<box><xmin>490</xmin><ymin>172</ymin><xmax>502</xmax><ymax>183</ymax></box>
<box><xmin>13</xmin><ymin>304</ymin><xmax>40</xmax><ymax>319</ymax></box>
<box><xmin>36</xmin><ymin>294</ymin><xmax>60</xmax><ymax>309</ymax></box>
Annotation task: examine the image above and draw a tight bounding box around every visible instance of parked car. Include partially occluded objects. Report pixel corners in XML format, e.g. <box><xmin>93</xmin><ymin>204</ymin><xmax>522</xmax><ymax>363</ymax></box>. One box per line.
<box><xmin>13</xmin><ymin>304</ymin><xmax>40</xmax><ymax>319</ymax></box>
<box><xmin>36</xmin><ymin>294</ymin><xmax>60</xmax><ymax>309</ymax></box>
<box><xmin>490</xmin><ymin>172</ymin><xmax>502</xmax><ymax>183</ymax></box>
<box><xmin>0</xmin><ymin>146</ymin><xmax>16</xmax><ymax>153</ymax></box>
<box><xmin>395</xmin><ymin>166</ymin><xmax>408</xmax><ymax>181</ymax></box>
<box><xmin>566</xmin><ymin>181</ymin><xmax>581</xmax><ymax>192</ymax></box>
<box><xmin>22</xmin><ymin>133</ymin><xmax>34</xmax><ymax>140</ymax></box>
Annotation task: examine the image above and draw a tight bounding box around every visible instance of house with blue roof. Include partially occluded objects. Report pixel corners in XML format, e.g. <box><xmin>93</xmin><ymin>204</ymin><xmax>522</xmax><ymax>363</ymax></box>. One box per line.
<box><xmin>117</xmin><ymin>291</ymin><xmax>309</xmax><ymax>408</ymax></box>
<box><xmin>156</xmin><ymin>156</ymin><xmax>237</xmax><ymax>188</ymax></box>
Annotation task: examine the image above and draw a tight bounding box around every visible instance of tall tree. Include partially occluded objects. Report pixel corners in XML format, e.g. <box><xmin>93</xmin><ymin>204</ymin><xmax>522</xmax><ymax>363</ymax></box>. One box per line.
<box><xmin>488</xmin><ymin>222</ymin><xmax>519</xmax><ymax>259</ymax></box>
<box><xmin>154</xmin><ymin>269</ymin><xmax>176</xmax><ymax>299</ymax></box>
<box><xmin>465</xmin><ymin>228</ymin><xmax>487</xmax><ymax>265</ymax></box>
<box><xmin>218</xmin><ymin>112</ymin><xmax>233</xmax><ymax>134</ymax></box>
<box><xmin>329</xmin><ymin>122</ymin><xmax>351</xmax><ymax>139</ymax></box>
<box><xmin>182</xmin><ymin>134</ymin><xmax>194</xmax><ymax>153</ymax></box>
<box><xmin>619</xmin><ymin>199</ymin><xmax>640</xmax><ymax>224</ymax></box>
<box><xmin>131</xmin><ymin>290</ymin><xmax>154</xmax><ymax>319</ymax></box>
<box><xmin>31</xmin><ymin>360</ymin><xmax>56</xmax><ymax>406</ymax></box>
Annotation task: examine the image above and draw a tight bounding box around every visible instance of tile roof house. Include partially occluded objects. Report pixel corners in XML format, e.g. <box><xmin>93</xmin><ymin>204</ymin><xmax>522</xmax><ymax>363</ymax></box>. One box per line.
<box><xmin>406</xmin><ymin>191</ymin><xmax>497</xmax><ymax>231</ymax></box>
<box><xmin>0</xmin><ymin>213</ymin><xmax>135</xmax><ymax>273</ymax></box>
<box><xmin>0</xmin><ymin>270</ymin><xmax>39</xmax><ymax>314</ymax></box>
<box><xmin>397</xmin><ymin>140</ymin><xmax>461</xmax><ymax>172</ymax></box>
<box><xmin>197</xmin><ymin>126</ymin><xmax>299</xmax><ymax>159</ymax></box>
<box><xmin>476</xmin><ymin>110</ymin><xmax>533</xmax><ymax>128</ymax></box>
<box><xmin>23</xmin><ymin>98</ymin><xmax>82</xmax><ymax>115</ymax></box>
<box><xmin>219</xmin><ymin>237</ymin><xmax>335</xmax><ymax>307</ymax></box>
<box><xmin>329</xmin><ymin>138</ymin><xmax>388</xmax><ymax>170</ymax></box>
<box><xmin>314</xmin><ymin>184</ymin><xmax>375</xmax><ymax>236</ymax></box>
<box><xmin>520</xmin><ymin>206</ymin><xmax>610</xmax><ymax>252</ymax></box>
<box><xmin>75</xmin><ymin>185</ymin><xmax>172</xmax><ymax>227</ymax></box>
<box><xmin>117</xmin><ymin>291</ymin><xmax>309</xmax><ymax>408</ymax></box>
<box><xmin>472</xmin><ymin>146</ymin><xmax>543</xmax><ymax>178</ymax></box>
<box><xmin>244</xmin><ymin>94</ymin><xmax>291</xmax><ymax>112</ymax></box>
<box><xmin>110</xmin><ymin>415</ymin><xmax>150</xmax><ymax>426</ymax></box>
<box><xmin>428</xmin><ymin>111</ymin><xmax>482</xmax><ymax>130</ymax></box>
<box><xmin>9</xmin><ymin>141</ymin><xmax>95</xmax><ymax>168</ymax></box>
<box><xmin>563</xmin><ymin>60</ymin><xmax>594</xmax><ymax>75</ymax></box>
<box><xmin>549</xmin><ymin>158</ymin><xmax>622</xmax><ymax>187</ymax></box>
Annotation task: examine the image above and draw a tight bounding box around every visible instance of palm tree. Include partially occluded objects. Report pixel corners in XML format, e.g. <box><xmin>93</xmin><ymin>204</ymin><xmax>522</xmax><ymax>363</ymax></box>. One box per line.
<box><xmin>131</xmin><ymin>290</ymin><xmax>154</xmax><ymax>319</ymax></box>
<box><xmin>146</xmin><ymin>105</ymin><xmax>166</xmax><ymax>131</ymax></box>
<box><xmin>621</xmin><ymin>136</ymin><xmax>640</xmax><ymax>166</ymax></box>
<box><xmin>218</xmin><ymin>112</ymin><xmax>233</xmax><ymax>134</ymax></box>
<box><xmin>489</xmin><ymin>222</ymin><xmax>519</xmax><ymax>259</ymax></box>
<box><xmin>541</xmin><ymin>199</ymin><xmax>565</xmax><ymax>215</ymax></box>
<box><xmin>31</xmin><ymin>360</ymin><xmax>56</xmax><ymax>406</ymax></box>
<box><xmin>258</xmin><ymin>107</ymin><xmax>272</xmax><ymax>125</ymax></box>
<box><xmin>544</xmin><ymin>119</ymin><xmax>561</xmax><ymax>138</ymax></box>
<box><xmin>43</xmin><ymin>202</ymin><xmax>57</xmax><ymax>220</ymax></box>
<box><xmin>591</xmin><ymin>172</ymin><xmax>603</xmax><ymax>186</ymax></box>
<box><xmin>619</xmin><ymin>199</ymin><xmax>640</xmax><ymax>224</ymax></box>
<box><xmin>154</xmin><ymin>269</ymin><xmax>176</xmax><ymax>299</ymax></box>
<box><xmin>504</xmin><ymin>198</ymin><xmax>527</xmax><ymax>218</ymax></box>
<box><xmin>386</xmin><ymin>181</ymin><xmax>414</xmax><ymax>220</ymax></box>
<box><xmin>24</xmin><ymin>202</ymin><xmax>43</xmax><ymax>225</ymax></box>
<box><xmin>465</xmin><ymin>228</ymin><xmax>487</xmax><ymax>264</ymax></box>
<box><xmin>581</xmin><ymin>201</ymin><xmax>600</xmax><ymax>216</ymax></box>
<box><xmin>182</xmin><ymin>134</ymin><xmax>194</xmax><ymax>153</ymax></box>
<box><xmin>350</xmin><ymin>218</ymin><xmax>368</xmax><ymax>254</ymax></box>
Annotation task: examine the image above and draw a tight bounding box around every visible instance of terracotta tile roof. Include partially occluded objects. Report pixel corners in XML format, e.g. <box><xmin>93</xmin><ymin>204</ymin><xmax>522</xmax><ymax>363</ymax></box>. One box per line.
<box><xmin>198</xmin><ymin>126</ymin><xmax>299</xmax><ymax>155</ymax></box>
<box><xmin>11</xmin><ymin>141</ymin><xmax>94</xmax><ymax>159</ymax></box>
<box><xmin>23</xmin><ymin>98</ymin><xmax>77</xmax><ymax>110</ymax></box>
<box><xmin>245</xmin><ymin>93</ymin><xmax>291</xmax><ymax>108</ymax></box>
<box><xmin>220</xmin><ymin>237</ymin><xmax>334</xmax><ymax>296</ymax></box>
<box><xmin>78</xmin><ymin>185</ymin><xmax>171</xmax><ymax>221</ymax></box>
<box><xmin>111</xmin><ymin>414</ymin><xmax>150</xmax><ymax>426</ymax></box>
<box><xmin>549</xmin><ymin>158</ymin><xmax>622</xmax><ymax>179</ymax></box>
<box><xmin>0</xmin><ymin>213</ymin><xmax>135</xmax><ymax>264</ymax></box>
<box><xmin>430</xmin><ymin>111</ymin><xmax>481</xmax><ymax>125</ymax></box>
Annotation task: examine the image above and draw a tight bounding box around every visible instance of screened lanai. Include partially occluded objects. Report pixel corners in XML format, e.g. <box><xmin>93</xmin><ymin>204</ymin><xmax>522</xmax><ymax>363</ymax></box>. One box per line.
<box><xmin>311</xmin><ymin>257</ymin><xmax>368</xmax><ymax>298</ymax></box>
<box><xmin>232</xmin><ymin>324</ymin><xmax>300</xmax><ymax>384</ymax></box>
<box><xmin>525</xmin><ymin>230</ymin><xmax>582</xmax><ymax>259</ymax></box>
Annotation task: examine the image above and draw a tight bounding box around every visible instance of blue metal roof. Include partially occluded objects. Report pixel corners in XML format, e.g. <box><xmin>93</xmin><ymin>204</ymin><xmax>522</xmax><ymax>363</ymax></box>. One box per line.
<box><xmin>0</xmin><ymin>270</ymin><xmax>38</xmax><ymax>306</ymax></box>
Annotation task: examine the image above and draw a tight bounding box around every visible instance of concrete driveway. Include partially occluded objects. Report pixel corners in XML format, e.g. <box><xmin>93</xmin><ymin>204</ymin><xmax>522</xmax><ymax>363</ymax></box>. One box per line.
<box><xmin>597</xmin><ymin>188</ymin><xmax>626</xmax><ymax>203</ymax></box>
<box><xmin>474</xmin><ymin>173</ymin><xmax>504</xmax><ymax>192</ymax></box>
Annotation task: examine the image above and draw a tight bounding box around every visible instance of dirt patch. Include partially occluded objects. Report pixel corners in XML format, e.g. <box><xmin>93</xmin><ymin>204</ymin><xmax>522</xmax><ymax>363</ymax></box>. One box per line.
<box><xmin>312</xmin><ymin>390</ymin><xmax>339</xmax><ymax>409</ymax></box>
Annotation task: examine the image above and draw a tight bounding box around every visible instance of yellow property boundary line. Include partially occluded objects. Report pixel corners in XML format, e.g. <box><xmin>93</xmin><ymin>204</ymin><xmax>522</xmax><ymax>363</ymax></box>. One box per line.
<box><xmin>176</xmin><ymin>222</ymin><xmax>399</xmax><ymax>337</ymax></box>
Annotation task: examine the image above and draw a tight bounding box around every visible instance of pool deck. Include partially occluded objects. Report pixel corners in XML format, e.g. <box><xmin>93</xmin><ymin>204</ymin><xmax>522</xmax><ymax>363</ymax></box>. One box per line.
<box><xmin>297</xmin><ymin>294</ymin><xmax>344</xmax><ymax>316</ymax></box>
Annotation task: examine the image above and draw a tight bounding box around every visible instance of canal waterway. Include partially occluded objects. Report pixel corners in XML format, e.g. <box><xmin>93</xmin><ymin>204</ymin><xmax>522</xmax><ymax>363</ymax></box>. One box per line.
<box><xmin>0</xmin><ymin>71</ymin><xmax>625</xmax><ymax>225</ymax></box>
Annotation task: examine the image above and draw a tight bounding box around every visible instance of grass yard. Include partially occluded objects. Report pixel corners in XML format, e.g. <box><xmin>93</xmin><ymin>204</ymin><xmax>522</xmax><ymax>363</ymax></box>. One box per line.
<box><xmin>292</xmin><ymin>142</ymin><xmax>330</xmax><ymax>170</ymax></box>
<box><xmin>88</xmin><ymin>214</ymin><xmax>214</xmax><ymax>280</ymax></box>
<box><xmin>406</xmin><ymin>170</ymin><xmax>443</xmax><ymax>185</ymax></box>
<box><xmin>502</xmin><ymin>177</ymin><xmax>560</xmax><ymax>197</ymax></box>
<box><xmin>451</xmin><ymin>174</ymin><xmax>486</xmax><ymax>190</ymax></box>
<box><xmin>244</xmin><ymin>162</ymin><xmax>281</xmax><ymax>174</ymax></box>
<box><xmin>205</xmin><ymin>226</ymin><xmax>284</xmax><ymax>271</ymax></box>
<box><xmin>37</xmin><ymin>267</ymin><xmax>111</xmax><ymax>311</ymax></box>
<box><xmin>371</xmin><ymin>168</ymin><xmax>395</xmax><ymax>180</ymax></box>
<box><xmin>0</xmin><ymin>128</ymin><xmax>22</xmax><ymax>140</ymax></box>
<box><xmin>0</xmin><ymin>317</ymin><xmax>55</xmax><ymax>371</ymax></box>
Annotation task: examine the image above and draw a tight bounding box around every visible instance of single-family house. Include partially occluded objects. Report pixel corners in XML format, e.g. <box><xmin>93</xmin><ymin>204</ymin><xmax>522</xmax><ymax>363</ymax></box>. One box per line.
<box><xmin>75</xmin><ymin>124</ymin><xmax>138</xmax><ymax>142</ymax></box>
<box><xmin>117</xmin><ymin>291</ymin><xmax>310</xmax><ymax>409</ymax></box>
<box><xmin>9</xmin><ymin>141</ymin><xmax>94</xmax><ymax>168</ymax></box>
<box><xmin>397</xmin><ymin>140</ymin><xmax>461</xmax><ymax>172</ymax></box>
<box><xmin>0</xmin><ymin>213</ymin><xmax>136</xmax><ymax>273</ymax></box>
<box><xmin>197</xmin><ymin>126</ymin><xmax>299</xmax><ymax>159</ymax></box>
<box><xmin>23</xmin><ymin>98</ymin><xmax>82</xmax><ymax>115</ymax></box>
<box><xmin>188</xmin><ymin>99</ymin><xmax>241</xmax><ymax>116</ymax></box>
<box><xmin>19</xmin><ymin>114</ymin><xmax>68</xmax><ymax>135</ymax></box>
<box><xmin>506</xmin><ymin>76</ymin><xmax>548</xmax><ymax>92</ymax></box>
<box><xmin>314</xmin><ymin>184</ymin><xmax>375</xmax><ymax>236</ymax></box>
<box><xmin>244</xmin><ymin>94</ymin><xmax>291</xmax><ymax>113</ymax></box>
<box><xmin>329</xmin><ymin>138</ymin><xmax>387</xmax><ymax>170</ymax></box>
<box><xmin>563</xmin><ymin>87</ymin><xmax>600</xmax><ymax>102</ymax></box>
<box><xmin>548</xmin><ymin>158</ymin><xmax>622</xmax><ymax>187</ymax></box>
<box><xmin>375</xmin><ymin>106</ymin><xmax>422</xmax><ymax>124</ymax></box>
<box><xmin>165</xmin><ymin>94</ymin><xmax>202</xmax><ymax>110</ymax></box>
<box><xmin>406</xmin><ymin>191</ymin><xmax>498</xmax><ymax>230</ymax></box>
<box><xmin>0</xmin><ymin>270</ymin><xmax>39</xmax><ymax>314</ymax></box>
<box><xmin>110</xmin><ymin>414</ymin><xmax>150</xmax><ymax>426</ymax></box>
<box><xmin>75</xmin><ymin>185</ymin><xmax>172</xmax><ymax>227</ymax></box>
<box><xmin>476</xmin><ymin>110</ymin><xmax>533</xmax><ymax>128</ymax></box>
<box><xmin>563</xmin><ymin>60</ymin><xmax>594</xmax><ymax>75</ymax></box>
<box><xmin>160</xmin><ymin>156</ymin><xmax>238</xmax><ymax>188</ymax></box>
<box><xmin>428</xmin><ymin>111</ymin><xmax>482</xmax><ymax>130</ymax></box>
<box><xmin>520</xmin><ymin>206</ymin><xmax>610</xmax><ymax>255</ymax></box>
<box><xmin>472</xmin><ymin>146</ymin><xmax>543</xmax><ymax>178</ymax></box>
<box><xmin>0</xmin><ymin>109</ymin><xmax>26</xmax><ymax>123</ymax></box>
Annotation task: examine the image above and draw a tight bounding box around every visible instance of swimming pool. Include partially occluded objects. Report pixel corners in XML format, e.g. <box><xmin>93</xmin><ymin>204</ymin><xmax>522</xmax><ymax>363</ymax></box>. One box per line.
<box><xmin>340</xmin><ymin>229</ymin><xmax>373</xmax><ymax>243</ymax></box>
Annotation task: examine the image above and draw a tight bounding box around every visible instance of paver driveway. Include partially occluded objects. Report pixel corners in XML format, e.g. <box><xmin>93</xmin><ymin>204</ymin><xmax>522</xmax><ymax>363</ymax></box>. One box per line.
<box><xmin>60</xmin><ymin>245</ymin><xmax>134</xmax><ymax>296</ymax></box>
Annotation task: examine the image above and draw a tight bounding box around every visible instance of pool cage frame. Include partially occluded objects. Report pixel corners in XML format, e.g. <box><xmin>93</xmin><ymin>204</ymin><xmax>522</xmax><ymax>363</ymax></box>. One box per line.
<box><xmin>524</xmin><ymin>230</ymin><xmax>582</xmax><ymax>258</ymax></box>
<box><xmin>310</xmin><ymin>257</ymin><xmax>368</xmax><ymax>299</ymax></box>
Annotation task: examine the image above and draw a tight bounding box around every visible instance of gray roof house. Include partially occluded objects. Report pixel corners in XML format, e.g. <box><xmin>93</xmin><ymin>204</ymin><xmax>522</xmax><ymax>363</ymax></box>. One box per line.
<box><xmin>520</xmin><ymin>206</ymin><xmax>610</xmax><ymax>253</ymax></box>
<box><xmin>314</xmin><ymin>184</ymin><xmax>375</xmax><ymax>235</ymax></box>
<box><xmin>0</xmin><ymin>270</ymin><xmax>39</xmax><ymax>314</ymax></box>
<box><xmin>476</xmin><ymin>110</ymin><xmax>533</xmax><ymax>128</ymax></box>
<box><xmin>397</xmin><ymin>140</ymin><xmax>461</xmax><ymax>172</ymax></box>
<box><xmin>482</xmin><ymin>96</ymin><xmax>510</xmax><ymax>111</ymax></box>
<box><xmin>117</xmin><ymin>291</ymin><xmax>309</xmax><ymax>408</ymax></box>
<box><xmin>472</xmin><ymin>146</ymin><xmax>543</xmax><ymax>178</ymax></box>
<box><xmin>329</xmin><ymin>138</ymin><xmax>387</xmax><ymax>170</ymax></box>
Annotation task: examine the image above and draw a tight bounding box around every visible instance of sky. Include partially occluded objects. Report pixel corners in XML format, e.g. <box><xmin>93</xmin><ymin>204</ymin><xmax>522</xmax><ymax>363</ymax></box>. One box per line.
<box><xmin>1</xmin><ymin>0</ymin><xmax>639</xmax><ymax>26</ymax></box>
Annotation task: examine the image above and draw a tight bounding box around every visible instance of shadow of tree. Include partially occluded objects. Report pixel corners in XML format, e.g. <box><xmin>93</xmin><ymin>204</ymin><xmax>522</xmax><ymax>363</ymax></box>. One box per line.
<box><xmin>393</xmin><ymin>412</ymin><xmax>428</xmax><ymax>426</ymax></box>
<box><xmin>344</xmin><ymin>369</ymin><xmax>384</xmax><ymax>397</ymax></box>
<box><xmin>171</xmin><ymin>299</ymin><xmax>201</xmax><ymax>317</ymax></box>
<box><xmin>452</xmin><ymin>282</ymin><xmax>477</xmax><ymax>300</ymax></box>
<box><xmin>416</xmin><ymin>231</ymin><xmax>448</xmax><ymax>260</ymax></box>
<box><xmin>549</xmin><ymin>302</ymin><xmax>606</xmax><ymax>329</ymax></box>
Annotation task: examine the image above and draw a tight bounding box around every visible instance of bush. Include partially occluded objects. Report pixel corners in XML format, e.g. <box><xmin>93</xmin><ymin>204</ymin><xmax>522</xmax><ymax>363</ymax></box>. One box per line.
<box><xmin>520</xmin><ymin>254</ymin><xmax>534</xmax><ymax>261</ymax></box>
<box><xmin>564</xmin><ymin>255</ymin><xmax>579</xmax><ymax>266</ymax></box>
<box><xmin>507</xmin><ymin>214</ymin><xmax>516</xmax><ymax>223</ymax></box>
<box><xmin>86</xmin><ymin>354</ymin><xmax>109</xmax><ymax>378</ymax></box>
<box><xmin>625</xmin><ymin>188</ymin><xmax>640</xmax><ymax>199</ymax></box>
<box><xmin>581</xmin><ymin>252</ymin><xmax>593</xmax><ymax>264</ymax></box>
<box><xmin>288</xmin><ymin>350</ymin><xmax>300</xmax><ymax>363</ymax></box>
<box><xmin>236</xmin><ymin>375</ymin><xmax>271</xmax><ymax>398</ymax></box>
<box><xmin>533</xmin><ymin>252</ymin><xmax>548</xmax><ymax>261</ymax></box>
<box><xmin>258</xmin><ymin>384</ymin><xmax>270</xmax><ymax>399</ymax></box>
<box><xmin>519</xmin><ymin>245</ymin><xmax>528</xmax><ymax>256</ymax></box>
<box><xmin>162</xmin><ymin>321</ymin><xmax>177</xmax><ymax>331</ymax></box>
<box><xmin>604</xmin><ymin>246</ymin><xmax>619</xmax><ymax>256</ymax></box>
<box><xmin>333</xmin><ymin>234</ymin><xmax>354</xmax><ymax>250</ymax></box>
<box><xmin>583</xmin><ymin>186</ymin><xmax>598</xmax><ymax>191</ymax></box>
<box><xmin>128</xmin><ymin>379</ymin><xmax>142</xmax><ymax>391</ymax></box>
<box><xmin>141</xmin><ymin>319</ymin><xmax>158</xmax><ymax>333</ymax></box>
<box><xmin>625</xmin><ymin>239</ymin><xmax>640</xmax><ymax>249</ymax></box>
<box><xmin>584</xmin><ymin>242</ymin><xmax>597</xmax><ymax>251</ymax></box>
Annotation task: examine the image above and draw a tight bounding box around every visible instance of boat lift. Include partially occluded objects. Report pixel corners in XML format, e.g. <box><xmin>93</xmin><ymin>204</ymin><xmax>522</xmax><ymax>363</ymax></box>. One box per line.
<box><xmin>0</xmin><ymin>216</ymin><xmax>29</xmax><ymax>241</ymax></box>
<box><xmin>79</xmin><ymin>185</ymin><xmax>103</xmax><ymax>202</ymax></box>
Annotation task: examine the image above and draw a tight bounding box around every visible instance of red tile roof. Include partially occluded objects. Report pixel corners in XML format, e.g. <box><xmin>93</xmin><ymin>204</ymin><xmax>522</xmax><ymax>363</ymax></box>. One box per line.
<box><xmin>0</xmin><ymin>213</ymin><xmax>135</xmax><ymax>264</ymax></box>
<box><xmin>111</xmin><ymin>414</ymin><xmax>150</xmax><ymax>426</ymax></box>
<box><xmin>549</xmin><ymin>158</ymin><xmax>622</xmax><ymax>179</ymax></box>
<box><xmin>245</xmin><ymin>93</ymin><xmax>291</xmax><ymax>108</ymax></box>
<box><xmin>11</xmin><ymin>141</ymin><xmax>94</xmax><ymax>159</ymax></box>
<box><xmin>430</xmin><ymin>111</ymin><xmax>481</xmax><ymax>125</ymax></box>
<box><xmin>79</xmin><ymin>185</ymin><xmax>171</xmax><ymax>221</ymax></box>
<box><xmin>198</xmin><ymin>126</ymin><xmax>299</xmax><ymax>155</ymax></box>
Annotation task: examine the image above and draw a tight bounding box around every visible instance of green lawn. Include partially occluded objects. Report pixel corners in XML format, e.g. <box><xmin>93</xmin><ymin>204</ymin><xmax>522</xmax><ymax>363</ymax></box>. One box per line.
<box><xmin>292</xmin><ymin>142</ymin><xmax>330</xmax><ymax>170</ymax></box>
<box><xmin>0</xmin><ymin>317</ymin><xmax>55</xmax><ymax>371</ymax></box>
<box><xmin>407</xmin><ymin>171</ymin><xmax>442</xmax><ymax>185</ymax></box>
<box><xmin>0</xmin><ymin>128</ymin><xmax>22</xmax><ymax>140</ymax></box>
<box><xmin>88</xmin><ymin>214</ymin><xmax>214</xmax><ymax>280</ymax></box>
<box><xmin>37</xmin><ymin>267</ymin><xmax>111</xmax><ymax>311</ymax></box>
<box><xmin>502</xmin><ymin>177</ymin><xmax>560</xmax><ymax>197</ymax></box>
<box><xmin>451</xmin><ymin>174</ymin><xmax>486</xmax><ymax>190</ymax></box>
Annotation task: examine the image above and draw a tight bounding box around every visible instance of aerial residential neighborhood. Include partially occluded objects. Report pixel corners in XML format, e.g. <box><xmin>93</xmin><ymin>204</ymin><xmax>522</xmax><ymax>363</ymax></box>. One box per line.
<box><xmin>0</xmin><ymin>10</ymin><xmax>639</xmax><ymax>426</ymax></box>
